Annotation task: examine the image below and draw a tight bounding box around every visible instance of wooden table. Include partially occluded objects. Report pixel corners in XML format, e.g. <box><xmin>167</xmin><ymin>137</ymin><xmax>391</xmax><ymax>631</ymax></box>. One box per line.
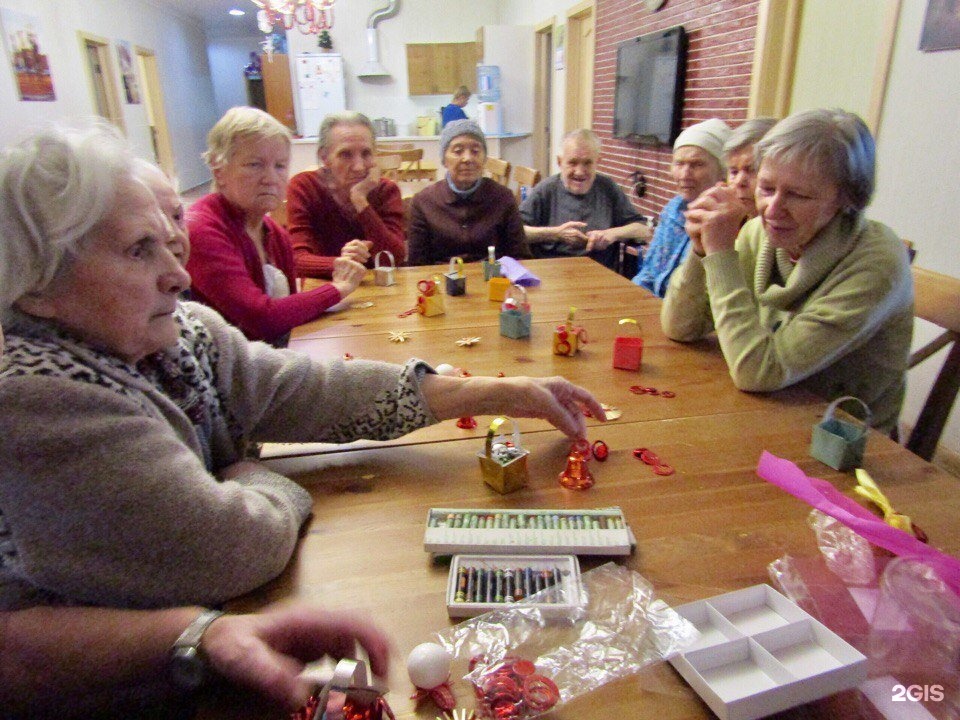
<box><xmin>203</xmin><ymin>259</ymin><xmax>960</xmax><ymax>719</ymax></box>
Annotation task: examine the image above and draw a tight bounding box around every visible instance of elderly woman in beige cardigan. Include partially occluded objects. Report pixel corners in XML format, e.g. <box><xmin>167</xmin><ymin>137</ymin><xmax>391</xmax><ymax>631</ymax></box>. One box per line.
<box><xmin>0</xmin><ymin>120</ymin><xmax>604</xmax><ymax>615</ymax></box>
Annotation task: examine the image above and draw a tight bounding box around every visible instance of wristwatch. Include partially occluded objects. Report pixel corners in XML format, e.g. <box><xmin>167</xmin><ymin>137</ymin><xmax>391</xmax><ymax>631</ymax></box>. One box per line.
<box><xmin>169</xmin><ymin>608</ymin><xmax>224</xmax><ymax>690</ymax></box>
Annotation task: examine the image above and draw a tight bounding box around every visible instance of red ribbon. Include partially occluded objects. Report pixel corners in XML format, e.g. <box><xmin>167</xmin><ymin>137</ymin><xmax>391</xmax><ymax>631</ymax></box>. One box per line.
<box><xmin>410</xmin><ymin>681</ymin><xmax>457</xmax><ymax>714</ymax></box>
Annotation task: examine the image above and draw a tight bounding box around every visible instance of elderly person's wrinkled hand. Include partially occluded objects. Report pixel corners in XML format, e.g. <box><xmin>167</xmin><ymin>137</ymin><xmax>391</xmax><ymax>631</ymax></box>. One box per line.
<box><xmin>555</xmin><ymin>220</ymin><xmax>589</xmax><ymax>246</ymax></box>
<box><xmin>202</xmin><ymin>603</ymin><xmax>391</xmax><ymax>710</ymax></box>
<box><xmin>349</xmin><ymin>165</ymin><xmax>382</xmax><ymax>212</ymax></box>
<box><xmin>339</xmin><ymin>239</ymin><xmax>373</xmax><ymax>266</ymax></box>
<box><xmin>585</xmin><ymin>228</ymin><xmax>617</xmax><ymax>252</ymax></box>
<box><xmin>330</xmin><ymin>256</ymin><xmax>367</xmax><ymax>299</ymax></box>
<box><xmin>420</xmin><ymin>373</ymin><xmax>605</xmax><ymax>441</ymax></box>
<box><xmin>685</xmin><ymin>182</ymin><xmax>746</xmax><ymax>256</ymax></box>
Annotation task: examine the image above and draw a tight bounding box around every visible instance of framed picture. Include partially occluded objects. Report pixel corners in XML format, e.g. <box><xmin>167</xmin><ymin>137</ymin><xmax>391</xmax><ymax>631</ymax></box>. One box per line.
<box><xmin>116</xmin><ymin>39</ymin><xmax>141</xmax><ymax>104</ymax></box>
<box><xmin>920</xmin><ymin>0</ymin><xmax>960</xmax><ymax>52</ymax></box>
<box><xmin>0</xmin><ymin>8</ymin><xmax>55</xmax><ymax>101</ymax></box>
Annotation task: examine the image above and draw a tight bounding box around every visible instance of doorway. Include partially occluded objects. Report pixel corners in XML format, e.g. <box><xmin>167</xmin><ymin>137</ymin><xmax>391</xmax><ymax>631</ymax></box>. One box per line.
<box><xmin>533</xmin><ymin>19</ymin><xmax>554</xmax><ymax>179</ymax></box>
<box><xmin>565</xmin><ymin>1</ymin><xmax>595</xmax><ymax>134</ymax></box>
<box><xmin>78</xmin><ymin>32</ymin><xmax>125</xmax><ymax>132</ymax></box>
<box><xmin>135</xmin><ymin>47</ymin><xmax>176</xmax><ymax>178</ymax></box>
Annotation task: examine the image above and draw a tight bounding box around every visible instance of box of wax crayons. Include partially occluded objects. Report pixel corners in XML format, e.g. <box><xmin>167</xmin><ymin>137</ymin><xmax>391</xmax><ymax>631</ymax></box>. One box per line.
<box><xmin>423</xmin><ymin>507</ymin><xmax>636</xmax><ymax>556</ymax></box>
<box><xmin>446</xmin><ymin>554</ymin><xmax>585</xmax><ymax>618</ymax></box>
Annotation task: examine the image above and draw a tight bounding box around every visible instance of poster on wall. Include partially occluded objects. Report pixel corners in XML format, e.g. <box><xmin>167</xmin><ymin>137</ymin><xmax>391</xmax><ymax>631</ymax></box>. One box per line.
<box><xmin>919</xmin><ymin>0</ymin><xmax>960</xmax><ymax>51</ymax></box>
<box><xmin>0</xmin><ymin>8</ymin><xmax>55</xmax><ymax>101</ymax></box>
<box><xmin>116</xmin><ymin>40</ymin><xmax>141</xmax><ymax>104</ymax></box>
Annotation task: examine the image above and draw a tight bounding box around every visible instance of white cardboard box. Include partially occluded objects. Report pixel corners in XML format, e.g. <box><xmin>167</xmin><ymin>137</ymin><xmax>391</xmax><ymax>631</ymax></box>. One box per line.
<box><xmin>669</xmin><ymin>584</ymin><xmax>867</xmax><ymax>720</ymax></box>
<box><xmin>446</xmin><ymin>554</ymin><xmax>584</xmax><ymax>618</ymax></box>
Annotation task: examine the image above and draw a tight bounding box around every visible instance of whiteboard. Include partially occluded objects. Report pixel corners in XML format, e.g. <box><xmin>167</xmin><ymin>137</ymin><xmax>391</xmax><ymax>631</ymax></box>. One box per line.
<box><xmin>295</xmin><ymin>53</ymin><xmax>345</xmax><ymax>137</ymax></box>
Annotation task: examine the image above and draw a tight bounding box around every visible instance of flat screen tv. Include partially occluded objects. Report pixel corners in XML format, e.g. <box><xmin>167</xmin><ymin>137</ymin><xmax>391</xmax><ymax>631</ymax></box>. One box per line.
<box><xmin>613</xmin><ymin>26</ymin><xmax>687</xmax><ymax>145</ymax></box>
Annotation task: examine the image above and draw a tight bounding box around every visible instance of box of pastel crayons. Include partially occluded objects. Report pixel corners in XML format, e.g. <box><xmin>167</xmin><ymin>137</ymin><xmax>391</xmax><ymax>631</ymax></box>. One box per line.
<box><xmin>446</xmin><ymin>554</ymin><xmax>585</xmax><ymax>618</ymax></box>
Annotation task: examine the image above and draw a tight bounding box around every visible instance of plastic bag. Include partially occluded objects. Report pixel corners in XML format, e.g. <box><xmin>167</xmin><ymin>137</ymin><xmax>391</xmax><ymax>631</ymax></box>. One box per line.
<box><xmin>433</xmin><ymin>563</ymin><xmax>698</xmax><ymax>719</ymax></box>
<box><xmin>769</xmin><ymin>510</ymin><xmax>960</xmax><ymax>718</ymax></box>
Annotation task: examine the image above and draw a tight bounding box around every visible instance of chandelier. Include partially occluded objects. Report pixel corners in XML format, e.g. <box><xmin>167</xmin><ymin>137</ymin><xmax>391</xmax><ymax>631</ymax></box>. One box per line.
<box><xmin>251</xmin><ymin>0</ymin><xmax>336</xmax><ymax>34</ymax></box>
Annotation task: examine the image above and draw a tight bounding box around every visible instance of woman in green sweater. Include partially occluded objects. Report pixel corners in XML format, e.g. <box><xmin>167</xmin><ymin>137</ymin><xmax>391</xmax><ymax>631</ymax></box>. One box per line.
<box><xmin>660</xmin><ymin>109</ymin><xmax>913</xmax><ymax>433</ymax></box>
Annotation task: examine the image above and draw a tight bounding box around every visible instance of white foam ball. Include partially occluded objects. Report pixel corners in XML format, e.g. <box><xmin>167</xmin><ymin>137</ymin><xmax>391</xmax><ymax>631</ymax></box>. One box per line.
<box><xmin>435</xmin><ymin>363</ymin><xmax>456</xmax><ymax>376</ymax></box>
<box><xmin>406</xmin><ymin>642</ymin><xmax>451</xmax><ymax>688</ymax></box>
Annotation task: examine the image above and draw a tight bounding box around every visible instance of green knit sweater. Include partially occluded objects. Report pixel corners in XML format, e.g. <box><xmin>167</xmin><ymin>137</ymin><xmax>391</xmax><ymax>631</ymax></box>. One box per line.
<box><xmin>661</xmin><ymin>213</ymin><xmax>913</xmax><ymax>432</ymax></box>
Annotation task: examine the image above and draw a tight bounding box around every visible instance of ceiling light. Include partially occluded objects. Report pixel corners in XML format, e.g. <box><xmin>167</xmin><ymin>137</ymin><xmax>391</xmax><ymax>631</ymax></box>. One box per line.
<box><xmin>228</xmin><ymin>8</ymin><xmax>246</xmax><ymax>15</ymax></box>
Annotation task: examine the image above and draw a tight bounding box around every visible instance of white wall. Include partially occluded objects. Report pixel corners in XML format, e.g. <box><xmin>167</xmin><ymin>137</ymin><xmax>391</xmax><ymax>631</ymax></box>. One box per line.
<box><xmin>283</xmin><ymin>0</ymin><xmax>500</xmax><ymax>137</ymax></box>
<box><xmin>789</xmin><ymin>1</ymin><xmax>886</xmax><ymax>118</ymax></box>
<box><xmin>871</xmin><ymin>0</ymin><xmax>960</xmax><ymax>454</ymax></box>
<box><xmin>207</xmin><ymin>33</ymin><xmax>266</xmax><ymax>120</ymax></box>
<box><xmin>499</xmin><ymin>0</ymin><xmax>577</xmax><ymax>170</ymax></box>
<box><xmin>0</xmin><ymin>0</ymin><xmax>218</xmax><ymax>189</ymax></box>
<box><xmin>789</xmin><ymin>0</ymin><xmax>960</xmax><ymax>457</ymax></box>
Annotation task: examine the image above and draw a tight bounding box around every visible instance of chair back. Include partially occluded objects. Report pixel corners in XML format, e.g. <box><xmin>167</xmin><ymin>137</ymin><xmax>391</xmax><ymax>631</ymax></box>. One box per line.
<box><xmin>906</xmin><ymin>266</ymin><xmax>960</xmax><ymax>460</ymax></box>
<box><xmin>484</xmin><ymin>156</ymin><xmax>512</xmax><ymax>186</ymax></box>
<box><xmin>269</xmin><ymin>198</ymin><xmax>288</xmax><ymax>228</ymax></box>
<box><xmin>376</xmin><ymin>154</ymin><xmax>402</xmax><ymax>181</ymax></box>
<box><xmin>512</xmin><ymin>165</ymin><xmax>541</xmax><ymax>203</ymax></box>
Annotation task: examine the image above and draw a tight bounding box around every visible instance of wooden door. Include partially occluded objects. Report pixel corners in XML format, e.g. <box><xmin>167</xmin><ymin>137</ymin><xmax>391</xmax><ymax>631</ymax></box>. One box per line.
<box><xmin>534</xmin><ymin>19</ymin><xmax>553</xmax><ymax>178</ymax></box>
<box><xmin>261</xmin><ymin>53</ymin><xmax>296</xmax><ymax>132</ymax></box>
<box><xmin>565</xmin><ymin>1</ymin><xmax>595</xmax><ymax>133</ymax></box>
<box><xmin>135</xmin><ymin>48</ymin><xmax>175</xmax><ymax>178</ymax></box>
<box><xmin>78</xmin><ymin>33</ymin><xmax>125</xmax><ymax>132</ymax></box>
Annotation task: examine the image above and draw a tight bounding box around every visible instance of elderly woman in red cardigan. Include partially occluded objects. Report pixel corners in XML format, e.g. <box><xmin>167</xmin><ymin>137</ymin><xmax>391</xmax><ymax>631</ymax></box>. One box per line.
<box><xmin>187</xmin><ymin>107</ymin><xmax>366</xmax><ymax>346</ymax></box>
<box><xmin>286</xmin><ymin>111</ymin><xmax>406</xmax><ymax>278</ymax></box>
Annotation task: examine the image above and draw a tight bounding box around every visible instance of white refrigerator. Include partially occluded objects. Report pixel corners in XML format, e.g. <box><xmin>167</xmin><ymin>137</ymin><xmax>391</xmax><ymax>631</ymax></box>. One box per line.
<box><xmin>294</xmin><ymin>53</ymin><xmax>345</xmax><ymax>138</ymax></box>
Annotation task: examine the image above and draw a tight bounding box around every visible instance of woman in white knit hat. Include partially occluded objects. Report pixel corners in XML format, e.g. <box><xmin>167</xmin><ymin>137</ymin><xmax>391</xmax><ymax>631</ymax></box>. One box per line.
<box><xmin>632</xmin><ymin>118</ymin><xmax>732</xmax><ymax>297</ymax></box>
<box><xmin>661</xmin><ymin>109</ymin><xmax>912</xmax><ymax>433</ymax></box>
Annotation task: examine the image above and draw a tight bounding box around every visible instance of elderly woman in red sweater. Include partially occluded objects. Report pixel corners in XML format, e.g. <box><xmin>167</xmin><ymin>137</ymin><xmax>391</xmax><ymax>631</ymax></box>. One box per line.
<box><xmin>187</xmin><ymin>107</ymin><xmax>366</xmax><ymax>346</ymax></box>
<box><xmin>286</xmin><ymin>111</ymin><xmax>406</xmax><ymax>278</ymax></box>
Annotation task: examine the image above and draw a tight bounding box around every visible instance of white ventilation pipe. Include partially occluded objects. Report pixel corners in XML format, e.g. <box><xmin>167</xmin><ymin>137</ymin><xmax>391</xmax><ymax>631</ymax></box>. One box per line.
<box><xmin>358</xmin><ymin>0</ymin><xmax>399</xmax><ymax>78</ymax></box>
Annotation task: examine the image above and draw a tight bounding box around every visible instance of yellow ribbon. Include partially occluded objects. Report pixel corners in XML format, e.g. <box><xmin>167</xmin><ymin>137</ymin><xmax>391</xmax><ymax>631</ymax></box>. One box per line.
<box><xmin>854</xmin><ymin>469</ymin><xmax>913</xmax><ymax>533</ymax></box>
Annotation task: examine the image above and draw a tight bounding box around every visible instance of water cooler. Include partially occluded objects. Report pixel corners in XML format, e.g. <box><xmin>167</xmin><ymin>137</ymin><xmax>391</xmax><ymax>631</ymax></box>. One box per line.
<box><xmin>476</xmin><ymin>65</ymin><xmax>503</xmax><ymax>135</ymax></box>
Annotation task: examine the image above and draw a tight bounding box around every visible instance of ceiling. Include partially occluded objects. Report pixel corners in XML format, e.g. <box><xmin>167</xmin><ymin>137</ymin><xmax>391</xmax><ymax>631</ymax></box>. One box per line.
<box><xmin>151</xmin><ymin>0</ymin><xmax>263</xmax><ymax>35</ymax></box>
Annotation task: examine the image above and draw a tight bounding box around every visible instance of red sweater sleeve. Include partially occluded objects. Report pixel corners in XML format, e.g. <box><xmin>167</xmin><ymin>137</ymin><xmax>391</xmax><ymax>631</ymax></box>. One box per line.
<box><xmin>186</xmin><ymin>194</ymin><xmax>341</xmax><ymax>343</ymax></box>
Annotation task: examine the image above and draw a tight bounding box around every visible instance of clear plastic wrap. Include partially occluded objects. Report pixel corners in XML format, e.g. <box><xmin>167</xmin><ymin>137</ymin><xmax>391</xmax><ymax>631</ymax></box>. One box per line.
<box><xmin>433</xmin><ymin>562</ymin><xmax>698</xmax><ymax>719</ymax></box>
<box><xmin>769</xmin><ymin>510</ymin><xmax>960</xmax><ymax>719</ymax></box>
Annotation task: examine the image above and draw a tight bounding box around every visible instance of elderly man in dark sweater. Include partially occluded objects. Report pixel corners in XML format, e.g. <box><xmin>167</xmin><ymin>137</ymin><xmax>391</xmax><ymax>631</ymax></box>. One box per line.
<box><xmin>520</xmin><ymin>129</ymin><xmax>651</xmax><ymax>270</ymax></box>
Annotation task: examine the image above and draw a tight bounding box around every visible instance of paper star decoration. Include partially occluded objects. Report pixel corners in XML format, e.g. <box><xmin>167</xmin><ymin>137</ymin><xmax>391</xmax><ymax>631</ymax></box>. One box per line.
<box><xmin>388</xmin><ymin>331</ymin><xmax>411</xmax><ymax>343</ymax></box>
<box><xmin>440</xmin><ymin>711</ymin><xmax>475</xmax><ymax>720</ymax></box>
<box><xmin>456</xmin><ymin>336</ymin><xmax>481</xmax><ymax>347</ymax></box>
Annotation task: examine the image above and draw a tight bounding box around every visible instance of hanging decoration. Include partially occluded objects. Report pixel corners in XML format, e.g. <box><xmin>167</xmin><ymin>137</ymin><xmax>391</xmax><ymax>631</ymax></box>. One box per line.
<box><xmin>251</xmin><ymin>0</ymin><xmax>336</xmax><ymax>35</ymax></box>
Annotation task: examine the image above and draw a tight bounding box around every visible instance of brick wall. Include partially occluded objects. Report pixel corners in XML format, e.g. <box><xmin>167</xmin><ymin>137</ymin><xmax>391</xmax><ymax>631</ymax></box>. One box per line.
<box><xmin>594</xmin><ymin>0</ymin><xmax>760</xmax><ymax>217</ymax></box>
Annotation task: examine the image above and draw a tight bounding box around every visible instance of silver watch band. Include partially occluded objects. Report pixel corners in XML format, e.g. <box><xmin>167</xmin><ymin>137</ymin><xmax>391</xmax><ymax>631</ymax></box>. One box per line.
<box><xmin>174</xmin><ymin>608</ymin><xmax>224</xmax><ymax>650</ymax></box>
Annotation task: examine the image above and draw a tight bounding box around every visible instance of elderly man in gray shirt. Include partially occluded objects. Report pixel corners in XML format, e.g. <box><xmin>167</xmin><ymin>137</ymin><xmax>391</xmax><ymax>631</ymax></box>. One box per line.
<box><xmin>520</xmin><ymin>129</ymin><xmax>651</xmax><ymax>270</ymax></box>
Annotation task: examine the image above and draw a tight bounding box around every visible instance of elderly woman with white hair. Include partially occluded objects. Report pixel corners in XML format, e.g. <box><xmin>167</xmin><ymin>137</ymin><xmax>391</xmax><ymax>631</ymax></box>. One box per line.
<box><xmin>661</xmin><ymin>109</ymin><xmax>913</xmax><ymax>432</ymax></box>
<box><xmin>0</xmin><ymin>120</ymin><xmax>605</xmax><ymax>612</ymax></box>
<box><xmin>286</xmin><ymin>111</ymin><xmax>406</xmax><ymax>278</ymax></box>
<box><xmin>187</xmin><ymin>106</ymin><xmax>367</xmax><ymax>346</ymax></box>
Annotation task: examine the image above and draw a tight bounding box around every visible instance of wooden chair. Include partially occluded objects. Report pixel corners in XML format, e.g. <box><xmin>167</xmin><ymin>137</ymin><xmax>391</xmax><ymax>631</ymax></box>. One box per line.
<box><xmin>512</xmin><ymin>165</ymin><xmax>541</xmax><ymax>203</ymax></box>
<box><xmin>269</xmin><ymin>198</ymin><xmax>288</xmax><ymax>228</ymax></box>
<box><xmin>393</xmin><ymin>147</ymin><xmax>437</xmax><ymax>182</ymax></box>
<box><xmin>377</xmin><ymin>142</ymin><xmax>414</xmax><ymax>153</ymax></box>
<box><xmin>484</xmin><ymin>156</ymin><xmax>511</xmax><ymax>186</ymax></box>
<box><xmin>905</xmin><ymin>266</ymin><xmax>960</xmax><ymax>461</ymax></box>
<box><xmin>376</xmin><ymin>154</ymin><xmax>402</xmax><ymax>181</ymax></box>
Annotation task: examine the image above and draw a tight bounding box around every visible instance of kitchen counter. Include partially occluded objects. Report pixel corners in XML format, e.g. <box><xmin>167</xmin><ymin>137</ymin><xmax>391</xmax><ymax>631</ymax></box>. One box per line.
<box><xmin>290</xmin><ymin>132</ymin><xmax>532</xmax><ymax>177</ymax></box>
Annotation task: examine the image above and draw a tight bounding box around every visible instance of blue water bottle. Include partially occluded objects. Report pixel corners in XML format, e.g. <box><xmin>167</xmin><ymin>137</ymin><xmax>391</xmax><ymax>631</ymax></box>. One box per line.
<box><xmin>476</xmin><ymin>65</ymin><xmax>501</xmax><ymax>103</ymax></box>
